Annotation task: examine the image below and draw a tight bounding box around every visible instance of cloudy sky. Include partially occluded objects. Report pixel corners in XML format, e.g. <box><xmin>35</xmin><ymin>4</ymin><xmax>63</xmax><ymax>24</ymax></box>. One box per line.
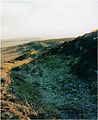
<box><xmin>1</xmin><ymin>0</ymin><xmax>98</xmax><ymax>39</ymax></box>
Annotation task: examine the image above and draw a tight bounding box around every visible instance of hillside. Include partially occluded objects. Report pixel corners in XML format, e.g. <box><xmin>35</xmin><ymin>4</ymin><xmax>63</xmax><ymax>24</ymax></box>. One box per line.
<box><xmin>1</xmin><ymin>37</ymin><xmax>73</xmax><ymax>48</ymax></box>
<box><xmin>1</xmin><ymin>31</ymin><xmax>97</xmax><ymax>119</ymax></box>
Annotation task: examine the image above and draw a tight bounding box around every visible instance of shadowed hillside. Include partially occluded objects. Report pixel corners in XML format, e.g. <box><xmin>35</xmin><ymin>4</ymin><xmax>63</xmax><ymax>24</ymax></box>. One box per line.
<box><xmin>1</xmin><ymin>31</ymin><xmax>97</xmax><ymax>119</ymax></box>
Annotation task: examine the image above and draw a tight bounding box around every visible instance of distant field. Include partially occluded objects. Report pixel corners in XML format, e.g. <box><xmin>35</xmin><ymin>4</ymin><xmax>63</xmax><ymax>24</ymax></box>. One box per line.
<box><xmin>1</xmin><ymin>38</ymin><xmax>44</xmax><ymax>48</ymax></box>
<box><xmin>1</xmin><ymin>37</ymin><xmax>74</xmax><ymax>48</ymax></box>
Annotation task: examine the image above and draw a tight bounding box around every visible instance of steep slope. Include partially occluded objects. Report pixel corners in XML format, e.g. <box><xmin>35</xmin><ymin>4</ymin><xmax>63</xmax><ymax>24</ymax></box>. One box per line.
<box><xmin>1</xmin><ymin>31</ymin><xmax>97</xmax><ymax>119</ymax></box>
<box><xmin>10</xmin><ymin>31</ymin><xmax>97</xmax><ymax>119</ymax></box>
<box><xmin>1</xmin><ymin>38</ymin><xmax>72</xmax><ymax>119</ymax></box>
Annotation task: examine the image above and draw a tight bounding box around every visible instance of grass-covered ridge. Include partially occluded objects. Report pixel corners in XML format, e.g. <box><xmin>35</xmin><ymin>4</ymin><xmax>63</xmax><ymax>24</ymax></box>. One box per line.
<box><xmin>1</xmin><ymin>31</ymin><xmax>97</xmax><ymax>119</ymax></box>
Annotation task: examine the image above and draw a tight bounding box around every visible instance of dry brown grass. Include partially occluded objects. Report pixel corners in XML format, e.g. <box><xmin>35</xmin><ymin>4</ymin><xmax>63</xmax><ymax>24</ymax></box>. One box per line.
<box><xmin>1</xmin><ymin>99</ymin><xmax>38</xmax><ymax>119</ymax></box>
<box><xmin>1</xmin><ymin>48</ymin><xmax>39</xmax><ymax>119</ymax></box>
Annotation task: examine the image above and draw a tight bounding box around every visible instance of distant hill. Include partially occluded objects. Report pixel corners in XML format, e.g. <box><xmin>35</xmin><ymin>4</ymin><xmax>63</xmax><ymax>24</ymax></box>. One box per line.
<box><xmin>1</xmin><ymin>37</ymin><xmax>74</xmax><ymax>48</ymax></box>
<box><xmin>1</xmin><ymin>37</ymin><xmax>43</xmax><ymax>48</ymax></box>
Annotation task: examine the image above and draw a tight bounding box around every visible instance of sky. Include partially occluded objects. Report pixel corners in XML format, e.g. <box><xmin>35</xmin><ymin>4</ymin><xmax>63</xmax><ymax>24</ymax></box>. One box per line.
<box><xmin>1</xmin><ymin>0</ymin><xmax>98</xmax><ymax>40</ymax></box>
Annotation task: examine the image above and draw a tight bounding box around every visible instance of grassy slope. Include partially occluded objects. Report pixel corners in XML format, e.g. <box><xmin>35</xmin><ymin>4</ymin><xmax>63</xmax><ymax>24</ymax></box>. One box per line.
<box><xmin>1</xmin><ymin>38</ymin><xmax>71</xmax><ymax>119</ymax></box>
<box><xmin>1</xmin><ymin>32</ymin><xmax>97</xmax><ymax>119</ymax></box>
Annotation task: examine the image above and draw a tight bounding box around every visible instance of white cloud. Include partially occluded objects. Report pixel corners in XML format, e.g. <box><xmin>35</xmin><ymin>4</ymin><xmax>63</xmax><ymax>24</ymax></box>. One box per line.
<box><xmin>1</xmin><ymin>0</ymin><xmax>98</xmax><ymax>39</ymax></box>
